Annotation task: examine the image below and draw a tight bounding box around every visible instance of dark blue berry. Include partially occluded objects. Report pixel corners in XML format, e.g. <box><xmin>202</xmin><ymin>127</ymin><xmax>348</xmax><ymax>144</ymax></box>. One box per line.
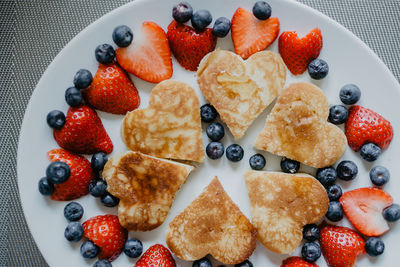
<box><xmin>339</xmin><ymin>84</ymin><xmax>361</xmax><ymax>105</ymax></box>
<box><xmin>93</xmin><ymin>260</ymin><xmax>112</xmax><ymax>267</ymax></box>
<box><xmin>226</xmin><ymin>144</ymin><xmax>244</xmax><ymax>162</ymax></box>
<box><xmin>123</xmin><ymin>238</ymin><xmax>143</xmax><ymax>258</ymax></box>
<box><xmin>191</xmin><ymin>10</ymin><xmax>212</xmax><ymax>31</ymax></box>
<box><xmin>46</xmin><ymin>161</ymin><xmax>70</xmax><ymax>184</ymax></box>
<box><xmin>369</xmin><ymin>166</ymin><xmax>390</xmax><ymax>186</ymax></box>
<box><xmin>89</xmin><ymin>179</ymin><xmax>108</xmax><ymax>197</ymax></box>
<box><xmin>80</xmin><ymin>240</ymin><xmax>99</xmax><ymax>259</ymax></box>
<box><xmin>112</xmin><ymin>25</ymin><xmax>133</xmax><ymax>47</ymax></box>
<box><xmin>302</xmin><ymin>224</ymin><xmax>320</xmax><ymax>241</ymax></box>
<box><xmin>212</xmin><ymin>17</ymin><xmax>231</xmax><ymax>37</ymax></box>
<box><xmin>64</xmin><ymin>202</ymin><xmax>84</xmax><ymax>221</ymax></box>
<box><xmin>38</xmin><ymin>177</ymin><xmax>54</xmax><ymax>196</ymax></box>
<box><xmin>91</xmin><ymin>152</ymin><xmax>108</xmax><ymax>171</ymax></box>
<box><xmin>73</xmin><ymin>69</ymin><xmax>93</xmax><ymax>89</ymax></box>
<box><xmin>308</xmin><ymin>59</ymin><xmax>329</xmax><ymax>80</ymax></box>
<box><xmin>234</xmin><ymin>260</ymin><xmax>253</xmax><ymax>267</ymax></box>
<box><xmin>65</xmin><ymin>87</ymin><xmax>83</xmax><ymax>107</ymax></box>
<box><xmin>383</xmin><ymin>203</ymin><xmax>400</xmax><ymax>222</ymax></box>
<box><xmin>326</xmin><ymin>184</ymin><xmax>342</xmax><ymax>201</ymax></box>
<box><xmin>328</xmin><ymin>105</ymin><xmax>348</xmax><ymax>124</ymax></box>
<box><xmin>280</xmin><ymin>158</ymin><xmax>300</xmax><ymax>174</ymax></box>
<box><xmin>365</xmin><ymin>237</ymin><xmax>385</xmax><ymax>257</ymax></box>
<box><xmin>206</xmin><ymin>122</ymin><xmax>225</xmax><ymax>141</ymax></box>
<box><xmin>252</xmin><ymin>1</ymin><xmax>272</xmax><ymax>20</ymax></box>
<box><xmin>64</xmin><ymin>222</ymin><xmax>83</xmax><ymax>242</ymax></box>
<box><xmin>249</xmin><ymin>154</ymin><xmax>266</xmax><ymax>170</ymax></box>
<box><xmin>200</xmin><ymin>104</ymin><xmax>218</xmax><ymax>122</ymax></box>
<box><xmin>172</xmin><ymin>2</ymin><xmax>193</xmax><ymax>23</ymax></box>
<box><xmin>325</xmin><ymin>201</ymin><xmax>343</xmax><ymax>222</ymax></box>
<box><xmin>46</xmin><ymin>110</ymin><xmax>65</xmax><ymax>129</ymax></box>
<box><xmin>336</xmin><ymin>160</ymin><xmax>358</xmax><ymax>181</ymax></box>
<box><xmin>316</xmin><ymin>167</ymin><xmax>337</xmax><ymax>186</ymax></box>
<box><xmin>301</xmin><ymin>242</ymin><xmax>321</xmax><ymax>262</ymax></box>
<box><xmin>95</xmin><ymin>44</ymin><xmax>115</xmax><ymax>64</ymax></box>
<box><xmin>193</xmin><ymin>257</ymin><xmax>212</xmax><ymax>267</ymax></box>
<box><xmin>206</xmin><ymin>142</ymin><xmax>224</xmax><ymax>160</ymax></box>
<box><xmin>101</xmin><ymin>192</ymin><xmax>120</xmax><ymax>207</ymax></box>
<box><xmin>360</xmin><ymin>143</ymin><xmax>381</xmax><ymax>162</ymax></box>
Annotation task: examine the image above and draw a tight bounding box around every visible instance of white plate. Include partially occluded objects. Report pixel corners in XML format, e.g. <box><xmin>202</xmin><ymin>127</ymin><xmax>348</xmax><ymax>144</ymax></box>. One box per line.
<box><xmin>18</xmin><ymin>0</ymin><xmax>400</xmax><ymax>266</ymax></box>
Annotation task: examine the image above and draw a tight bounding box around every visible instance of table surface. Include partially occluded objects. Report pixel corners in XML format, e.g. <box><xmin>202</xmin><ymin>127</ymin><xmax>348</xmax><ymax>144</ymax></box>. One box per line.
<box><xmin>4</xmin><ymin>0</ymin><xmax>400</xmax><ymax>266</ymax></box>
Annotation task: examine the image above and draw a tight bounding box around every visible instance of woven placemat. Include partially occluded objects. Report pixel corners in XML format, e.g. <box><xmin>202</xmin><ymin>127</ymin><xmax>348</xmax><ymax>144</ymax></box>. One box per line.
<box><xmin>5</xmin><ymin>0</ymin><xmax>400</xmax><ymax>266</ymax></box>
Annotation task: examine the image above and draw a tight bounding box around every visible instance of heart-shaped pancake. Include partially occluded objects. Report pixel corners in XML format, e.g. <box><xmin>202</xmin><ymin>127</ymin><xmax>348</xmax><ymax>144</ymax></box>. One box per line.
<box><xmin>122</xmin><ymin>80</ymin><xmax>205</xmax><ymax>163</ymax></box>
<box><xmin>103</xmin><ymin>151</ymin><xmax>194</xmax><ymax>231</ymax></box>
<box><xmin>197</xmin><ymin>49</ymin><xmax>286</xmax><ymax>139</ymax></box>
<box><xmin>166</xmin><ymin>177</ymin><xmax>257</xmax><ymax>264</ymax></box>
<box><xmin>245</xmin><ymin>171</ymin><xmax>329</xmax><ymax>254</ymax></box>
<box><xmin>254</xmin><ymin>82</ymin><xmax>347</xmax><ymax>168</ymax></box>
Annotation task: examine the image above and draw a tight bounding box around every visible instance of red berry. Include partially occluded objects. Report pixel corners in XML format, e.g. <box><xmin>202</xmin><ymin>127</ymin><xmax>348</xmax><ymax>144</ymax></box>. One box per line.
<box><xmin>281</xmin><ymin>256</ymin><xmax>318</xmax><ymax>266</ymax></box>
<box><xmin>135</xmin><ymin>244</ymin><xmax>175</xmax><ymax>267</ymax></box>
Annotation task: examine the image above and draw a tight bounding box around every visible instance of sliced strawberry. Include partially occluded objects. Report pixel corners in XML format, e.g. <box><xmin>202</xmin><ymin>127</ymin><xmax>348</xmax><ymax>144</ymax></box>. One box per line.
<box><xmin>231</xmin><ymin>7</ymin><xmax>280</xmax><ymax>59</ymax></box>
<box><xmin>135</xmin><ymin>244</ymin><xmax>175</xmax><ymax>267</ymax></box>
<box><xmin>281</xmin><ymin>256</ymin><xmax>318</xmax><ymax>266</ymax></box>
<box><xmin>340</xmin><ymin>187</ymin><xmax>393</xmax><ymax>236</ymax></box>
<box><xmin>116</xmin><ymin>21</ymin><xmax>172</xmax><ymax>83</ymax></box>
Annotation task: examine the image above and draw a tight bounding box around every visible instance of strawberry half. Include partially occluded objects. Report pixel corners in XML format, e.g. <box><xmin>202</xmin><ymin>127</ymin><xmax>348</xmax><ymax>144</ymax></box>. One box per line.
<box><xmin>345</xmin><ymin>105</ymin><xmax>393</xmax><ymax>151</ymax></box>
<box><xmin>340</xmin><ymin>187</ymin><xmax>393</xmax><ymax>236</ymax></box>
<box><xmin>278</xmin><ymin>28</ymin><xmax>323</xmax><ymax>75</ymax></box>
<box><xmin>116</xmin><ymin>21</ymin><xmax>172</xmax><ymax>83</ymax></box>
<box><xmin>82</xmin><ymin>62</ymin><xmax>140</xmax><ymax>115</ymax></box>
<box><xmin>53</xmin><ymin>105</ymin><xmax>113</xmax><ymax>155</ymax></box>
<box><xmin>281</xmin><ymin>256</ymin><xmax>318</xmax><ymax>267</ymax></box>
<box><xmin>231</xmin><ymin>7</ymin><xmax>280</xmax><ymax>59</ymax></box>
<box><xmin>167</xmin><ymin>20</ymin><xmax>217</xmax><ymax>71</ymax></box>
<box><xmin>47</xmin><ymin>148</ymin><xmax>95</xmax><ymax>201</ymax></box>
<box><xmin>83</xmin><ymin>215</ymin><xmax>127</xmax><ymax>261</ymax></box>
<box><xmin>135</xmin><ymin>244</ymin><xmax>176</xmax><ymax>267</ymax></box>
<box><xmin>320</xmin><ymin>224</ymin><xmax>365</xmax><ymax>267</ymax></box>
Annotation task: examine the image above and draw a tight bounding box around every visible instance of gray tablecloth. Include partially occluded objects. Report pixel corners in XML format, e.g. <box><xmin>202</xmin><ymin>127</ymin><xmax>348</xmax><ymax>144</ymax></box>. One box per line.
<box><xmin>4</xmin><ymin>0</ymin><xmax>400</xmax><ymax>266</ymax></box>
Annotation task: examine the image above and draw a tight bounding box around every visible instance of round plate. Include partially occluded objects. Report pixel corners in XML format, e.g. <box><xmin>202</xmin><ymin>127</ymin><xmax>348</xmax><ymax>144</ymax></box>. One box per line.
<box><xmin>18</xmin><ymin>0</ymin><xmax>400</xmax><ymax>266</ymax></box>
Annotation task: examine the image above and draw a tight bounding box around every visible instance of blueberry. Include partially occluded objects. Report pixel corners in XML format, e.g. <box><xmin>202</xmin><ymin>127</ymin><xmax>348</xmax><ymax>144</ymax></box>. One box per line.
<box><xmin>308</xmin><ymin>59</ymin><xmax>329</xmax><ymax>80</ymax></box>
<box><xmin>340</xmin><ymin>84</ymin><xmax>361</xmax><ymax>105</ymax></box>
<box><xmin>124</xmin><ymin>238</ymin><xmax>143</xmax><ymax>258</ymax></box>
<box><xmin>65</xmin><ymin>87</ymin><xmax>83</xmax><ymax>107</ymax></box>
<box><xmin>206</xmin><ymin>142</ymin><xmax>224</xmax><ymax>160</ymax></box>
<box><xmin>234</xmin><ymin>260</ymin><xmax>253</xmax><ymax>267</ymax></box>
<box><xmin>46</xmin><ymin>161</ymin><xmax>70</xmax><ymax>184</ymax></box>
<box><xmin>226</xmin><ymin>144</ymin><xmax>244</xmax><ymax>162</ymax></box>
<box><xmin>191</xmin><ymin>10</ymin><xmax>212</xmax><ymax>31</ymax></box>
<box><xmin>326</xmin><ymin>184</ymin><xmax>343</xmax><ymax>201</ymax></box>
<box><xmin>193</xmin><ymin>257</ymin><xmax>212</xmax><ymax>267</ymax></box>
<box><xmin>336</xmin><ymin>160</ymin><xmax>358</xmax><ymax>181</ymax></box>
<box><xmin>302</xmin><ymin>224</ymin><xmax>320</xmax><ymax>241</ymax></box>
<box><xmin>325</xmin><ymin>201</ymin><xmax>343</xmax><ymax>222</ymax></box>
<box><xmin>101</xmin><ymin>192</ymin><xmax>120</xmax><ymax>207</ymax></box>
<box><xmin>365</xmin><ymin>237</ymin><xmax>385</xmax><ymax>257</ymax></box>
<box><xmin>369</xmin><ymin>166</ymin><xmax>390</xmax><ymax>186</ymax></box>
<box><xmin>360</xmin><ymin>143</ymin><xmax>381</xmax><ymax>162</ymax></box>
<box><xmin>73</xmin><ymin>69</ymin><xmax>93</xmax><ymax>89</ymax></box>
<box><xmin>93</xmin><ymin>260</ymin><xmax>112</xmax><ymax>267</ymax></box>
<box><xmin>252</xmin><ymin>1</ymin><xmax>272</xmax><ymax>20</ymax></box>
<box><xmin>64</xmin><ymin>202</ymin><xmax>84</xmax><ymax>221</ymax></box>
<box><xmin>46</xmin><ymin>110</ymin><xmax>65</xmax><ymax>129</ymax></box>
<box><xmin>316</xmin><ymin>167</ymin><xmax>337</xmax><ymax>186</ymax></box>
<box><xmin>200</xmin><ymin>104</ymin><xmax>218</xmax><ymax>122</ymax></box>
<box><xmin>38</xmin><ymin>177</ymin><xmax>55</xmax><ymax>196</ymax></box>
<box><xmin>80</xmin><ymin>240</ymin><xmax>99</xmax><ymax>259</ymax></box>
<box><xmin>280</xmin><ymin>158</ymin><xmax>300</xmax><ymax>174</ymax></box>
<box><xmin>383</xmin><ymin>203</ymin><xmax>400</xmax><ymax>222</ymax></box>
<box><xmin>328</xmin><ymin>105</ymin><xmax>348</xmax><ymax>124</ymax></box>
<box><xmin>172</xmin><ymin>2</ymin><xmax>193</xmax><ymax>23</ymax></box>
<box><xmin>301</xmin><ymin>242</ymin><xmax>321</xmax><ymax>262</ymax></box>
<box><xmin>249</xmin><ymin>154</ymin><xmax>266</xmax><ymax>170</ymax></box>
<box><xmin>206</xmin><ymin>122</ymin><xmax>225</xmax><ymax>141</ymax></box>
<box><xmin>112</xmin><ymin>25</ymin><xmax>133</xmax><ymax>47</ymax></box>
<box><xmin>212</xmin><ymin>17</ymin><xmax>231</xmax><ymax>37</ymax></box>
<box><xmin>89</xmin><ymin>179</ymin><xmax>108</xmax><ymax>197</ymax></box>
<box><xmin>95</xmin><ymin>44</ymin><xmax>116</xmax><ymax>64</ymax></box>
<box><xmin>91</xmin><ymin>152</ymin><xmax>108</xmax><ymax>171</ymax></box>
<box><xmin>64</xmin><ymin>222</ymin><xmax>83</xmax><ymax>242</ymax></box>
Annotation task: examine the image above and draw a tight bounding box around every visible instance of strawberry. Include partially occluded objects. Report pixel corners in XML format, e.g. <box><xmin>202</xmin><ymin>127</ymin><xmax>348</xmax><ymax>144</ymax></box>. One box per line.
<box><xmin>47</xmin><ymin>148</ymin><xmax>95</xmax><ymax>201</ymax></box>
<box><xmin>278</xmin><ymin>28</ymin><xmax>323</xmax><ymax>75</ymax></box>
<box><xmin>116</xmin><ymin>21</ymin><xmax>172</xmax><ymax>83</ymax></box>
<box><xmin>320</xmin><ymin>224</ymin><xmax>365</xmax><ymax>267</ymax></box>
<box><xmin>231</xmin><ymin>7</ymin><xmax>279</xmax><ymax>59</ymax></box>
<box><xmin>53</xmin><ymin>105</ymin><xmax>113</xmax><ymax>154</ymax></box>
<box><xmin>167</xmin><ymin>20</ymin><xmax>217</xmax><ymax>71</ymax></box>
<box><xmin>82</xmin><ymin>215</ymin><xmax>127</xmax><ymax>261</ymax></box>
<box><xmin>345</xmin><ymin>105</ymin><xmax>393</xmax><ymax>151</ymax></box>
<box><xmin>340</xmin><ymin>187</ymin><xmax>393</xmax><ymax>236</ymax></box>
<box><xmin>281</xmin><ymin>256</ymin><xmax>318</xmax><ymax>267</ymax></box>
<box><xmin>135</xmin><ymin>244</ymin><xmax>176</xmax><ymax>267</ymax></box>
<box><xmin>82</xmin><ymin>62</ymin><xmax>140</xmax><ymax>114</ymax></box>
